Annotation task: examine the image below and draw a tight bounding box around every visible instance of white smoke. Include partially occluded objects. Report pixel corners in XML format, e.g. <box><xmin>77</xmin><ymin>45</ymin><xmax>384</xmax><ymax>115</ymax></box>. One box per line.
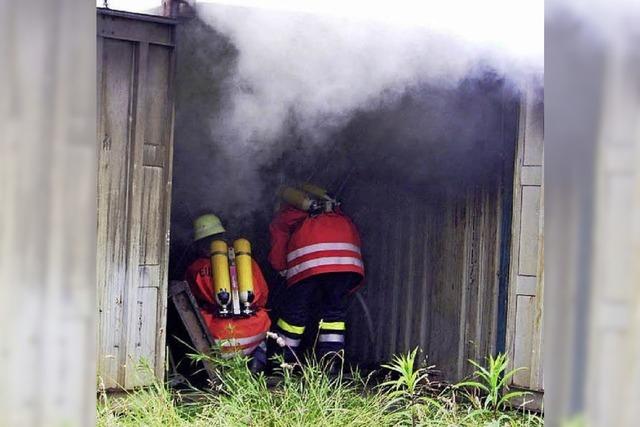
<box><xmin>170</xmin><ymin>1</ymin><xmax>543</xmax><ymax>265</ymax></box>
<box><xmin>197</xmin><ymin>1</ymin><xmax>542</xmax><ymax>152</ymax></box>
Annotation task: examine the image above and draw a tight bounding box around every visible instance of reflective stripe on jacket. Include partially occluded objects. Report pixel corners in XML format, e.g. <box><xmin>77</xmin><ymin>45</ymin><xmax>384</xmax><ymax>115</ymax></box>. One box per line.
<box><xmin>198</xmin><ymin>310</ymin><xmax>271</xmax><ymax>357</ymax></box>
<box><xmin>215</xmin><ymin>332</ymin><xmax>267</xmax><ymax>359</ymax></box>
<box><xmin>268</xmin><ymin>206</ymin><xmax>365</xmax><ymax>286</ymax></box>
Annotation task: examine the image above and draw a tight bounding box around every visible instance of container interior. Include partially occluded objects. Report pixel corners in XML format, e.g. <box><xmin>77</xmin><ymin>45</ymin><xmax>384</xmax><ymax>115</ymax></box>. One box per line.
<box><xmin>167</xmin><ymin>16</ymin><xmax>520</xmax><ymax>383</ymax></box>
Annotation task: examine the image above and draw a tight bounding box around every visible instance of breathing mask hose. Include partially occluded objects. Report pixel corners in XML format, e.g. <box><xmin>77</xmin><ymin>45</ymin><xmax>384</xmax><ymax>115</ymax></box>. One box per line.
<box><xmin>355</xmin><ymin>293</ymin><xmax>375</xmax><ymax>345</ymax></box>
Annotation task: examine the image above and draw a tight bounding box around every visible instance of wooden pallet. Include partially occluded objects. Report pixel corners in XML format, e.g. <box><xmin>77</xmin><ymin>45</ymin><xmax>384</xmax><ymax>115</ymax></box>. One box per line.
<box><xmin>168</xmin><ymin>280</ymin><xmax>217</xmax><ymax>382</ymax></box>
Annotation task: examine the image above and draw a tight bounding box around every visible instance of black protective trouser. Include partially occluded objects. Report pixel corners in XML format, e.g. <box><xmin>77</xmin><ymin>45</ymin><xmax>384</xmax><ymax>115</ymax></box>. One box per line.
<box><xmin>273</xmin><ymin>272</ymin><xmax>361</xmax><ymax>363</ymax></box>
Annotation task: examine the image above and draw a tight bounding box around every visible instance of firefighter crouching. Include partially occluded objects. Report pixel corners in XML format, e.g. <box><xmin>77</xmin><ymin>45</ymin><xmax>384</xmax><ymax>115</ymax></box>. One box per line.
<box><xmin>268</xmin><ymin>185</ymin><xmax>365</xmax><ymax>373</ymax></box>
<box><xmin>185</xmin><ymin>213</ymin><xmax>271</xmax><ymax>374</ymax></box>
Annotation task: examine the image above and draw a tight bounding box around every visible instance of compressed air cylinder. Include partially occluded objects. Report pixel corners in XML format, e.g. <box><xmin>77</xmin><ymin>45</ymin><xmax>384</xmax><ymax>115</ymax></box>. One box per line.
<box><xmin>301</xmin><ymin>182</ymin><xmax>330</xmax><ymax>200</ymax></box>
<box><xmin>233</xmin><ymin>238</ymin><xmax>255</xmax><ymax>315</ymax></box>
<box><xmin>210</xmin><ymin>240</ymin><xmax>231</xmax><ymax>316</ymax></box>
<box><xmin>280</xmin><ymin>187</ymin><xmax>314</xmax><ymax>211</ymax></box>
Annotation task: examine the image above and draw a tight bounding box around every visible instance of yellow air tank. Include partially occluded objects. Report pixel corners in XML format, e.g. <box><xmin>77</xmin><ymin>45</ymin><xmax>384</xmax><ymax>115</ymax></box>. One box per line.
<box><xmin>280</xmin><ymin>186</ymin><xmax>314</xmax><ymax>211</ymax></box>
<box><xmin>301</xmin><ymin>182</ymin><xmax>331</xmax><ymax>200</ymax></box>
<box><xmin>210</xmin><ymin>240</ymin><xmax>231</xmax><ymax>316</ymax></box>
<box><xmin>233</xmin><ymin>238</ymin><xmax>255</xmax><ymax>315</ymax></box>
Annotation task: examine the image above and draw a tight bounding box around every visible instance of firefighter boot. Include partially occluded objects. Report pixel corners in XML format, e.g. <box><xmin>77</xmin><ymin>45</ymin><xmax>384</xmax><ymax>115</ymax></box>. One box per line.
<box><xmin>248</xmin><ymin>342</ymin><xmax>267</xmax><ymax>376</ymax></box>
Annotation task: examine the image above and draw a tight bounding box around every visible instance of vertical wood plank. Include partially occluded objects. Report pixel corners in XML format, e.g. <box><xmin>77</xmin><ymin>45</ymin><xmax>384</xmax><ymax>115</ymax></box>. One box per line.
<box><xmin>139</xmin><ymin>167</ymin><xmax>164</xmax><ymax>265</ymax></box>
<box><xmin>122</xmin><ymin>41</ymin><xmax>149</xmax><ymax>389</ymax></box>
<box><xmin>506</xmin><ymin>83</ymin><xmax>544</xmax><ymax>392</ymax></box>
<box><xmin>518</xmin><ymin>186</ymin><xmax>542</xmax><ymax>275</ymax></box>
<box><xmin>97</xmin><ymin>38</ymin><xmax>136</xmax><ymax>389</ymax></box>
<box><xmin>155</xmin><ymin>43</ymin><xmax>176</xmax><ymax>381</ymax></box>
<box><xmin>126</xmin><ymin>285</ymin><xmax>159</xmax><ymax>387</ymax></box>
<box><xmin>513</xmin><ymin>295</ymin><xmax>535</xmax><ymax>386</ymax></box>
<box><xmin>529</xmin><ymin>172</ymin><xmax>544</xmax><ymax>389</ymax></box>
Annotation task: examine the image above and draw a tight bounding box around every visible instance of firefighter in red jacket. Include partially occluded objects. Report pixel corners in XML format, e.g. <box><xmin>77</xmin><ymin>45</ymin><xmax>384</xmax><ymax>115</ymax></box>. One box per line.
<box><xmin>268</xmin><ymin>185</ymin><xmax>364</xmax><ymax>370</ymax></box>
<box><xmin>185</xmin><ymin>214</ymin><xmax>271</xmax><ymax>373</ymax></box>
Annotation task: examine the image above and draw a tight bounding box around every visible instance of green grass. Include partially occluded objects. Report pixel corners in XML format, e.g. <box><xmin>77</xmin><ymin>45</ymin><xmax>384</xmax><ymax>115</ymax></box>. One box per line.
<box><xmin>97</xmin><ymin>350</ymin><xmax>543</xmax><ymax>426</ymax></box>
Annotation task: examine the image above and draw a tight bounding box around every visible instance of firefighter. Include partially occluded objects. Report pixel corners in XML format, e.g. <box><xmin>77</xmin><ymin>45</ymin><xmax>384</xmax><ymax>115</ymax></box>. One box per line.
<box><xmin>268</xmin><ymin>185</ymin><xmax>364</xmax><ymax>373</ymax></box>
<box><xmin>185</xmin><ymin>213</ymin><xmax>271</xmax><ymax>373</ymax></box>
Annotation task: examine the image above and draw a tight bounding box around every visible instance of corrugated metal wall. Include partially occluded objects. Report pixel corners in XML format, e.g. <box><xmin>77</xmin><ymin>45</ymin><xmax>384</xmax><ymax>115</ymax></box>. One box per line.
<box><xmin>96</xmin><ymin>9</ymin><xmax>176</xmax><ymax>390</ymax></box>
<box><xmin>264</xmin><ymin>83</ymin><xmax>523</xmax><ymax>384</ymax></box>
<box><xmin>344</xmin><ymin>179</ymin><xmax>507</xmax><ymax>381</ymax></box>
<box><xmin>167</xmin><ymin>14</ymin><xmax>526</xmax><ymax>386</ymax></box>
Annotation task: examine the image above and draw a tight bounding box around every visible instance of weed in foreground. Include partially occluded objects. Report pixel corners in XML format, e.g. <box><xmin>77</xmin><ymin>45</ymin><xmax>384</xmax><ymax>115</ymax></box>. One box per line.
<box><xmin>97</xmin><ymin>350</ymin><xmax>543</xmax><ymax>427</ymax></box>
<box><xmin>379</xmin><ymin>349</ymin><xmax>542</xmax><ymax>427</ymax></box>
<box><xmin>455</xmin><ymin>353</ymin><xmax>531</xmax><ymax>417</ymax></box>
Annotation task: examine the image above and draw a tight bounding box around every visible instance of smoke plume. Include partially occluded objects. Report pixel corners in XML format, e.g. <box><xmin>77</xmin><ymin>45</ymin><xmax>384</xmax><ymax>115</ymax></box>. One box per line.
<box><xmin>197</xmin><ymin>3</ymin><xmax>540</xmax><ymax>153</ymax></box>
<box><xmin>170</xmin><ymin>2</ymin><xmax>542</xmax><ymax>274</ymax></box>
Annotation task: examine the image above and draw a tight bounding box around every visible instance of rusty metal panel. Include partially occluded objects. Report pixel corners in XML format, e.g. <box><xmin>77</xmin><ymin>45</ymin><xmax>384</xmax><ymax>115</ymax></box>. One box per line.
<box><xmin>97</xmin><ymin>9</ymin><xmax>176</xmax><ymax>390</ymax></box>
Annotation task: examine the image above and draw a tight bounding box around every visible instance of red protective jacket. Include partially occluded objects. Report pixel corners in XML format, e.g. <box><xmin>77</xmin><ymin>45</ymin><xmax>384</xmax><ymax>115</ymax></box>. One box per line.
<box><xmin>268</xmin><ymin>205</ymin><xmax>365</xmax><ymax>286</ymax></box>
<box><xmin>185</xmin><ymin>258</ymin><xmax>271</xmax><ymax>357</ymax></box>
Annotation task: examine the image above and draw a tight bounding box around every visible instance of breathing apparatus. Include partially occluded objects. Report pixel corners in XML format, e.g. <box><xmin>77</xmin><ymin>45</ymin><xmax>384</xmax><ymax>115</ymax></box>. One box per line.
<box><xmin>279</xmin><ymin>183</ymin><xmax>340</xmax><ymax>215</ymax></box>
<box><xmin>210</xmin><ymin>238</ymin><xmax>256</xmax><ymax>318</ymax></box>
<box><xmin>191</xmin><ymin>215</ymin><xmax>256</xmax><ymax>317</ymax></box>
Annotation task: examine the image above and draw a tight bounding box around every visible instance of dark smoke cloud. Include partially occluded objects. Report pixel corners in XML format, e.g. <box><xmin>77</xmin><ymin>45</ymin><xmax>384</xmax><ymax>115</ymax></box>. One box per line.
<box><xmin>169</xmin><ymin>3</ymin><xmax>541</xmax><ymax>276</ymax></box>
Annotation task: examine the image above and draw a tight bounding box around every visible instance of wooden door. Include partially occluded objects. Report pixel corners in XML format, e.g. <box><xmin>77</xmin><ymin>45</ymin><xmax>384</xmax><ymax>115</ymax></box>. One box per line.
<box><xmin>97</xmin><ymin>9</ymin><xmax>176</xmax><ymax>390</ymax></box>
<box><xmin>506</xmin><ymin>82</ymin><xmax>544</xmax><ymax>401</ymax></box>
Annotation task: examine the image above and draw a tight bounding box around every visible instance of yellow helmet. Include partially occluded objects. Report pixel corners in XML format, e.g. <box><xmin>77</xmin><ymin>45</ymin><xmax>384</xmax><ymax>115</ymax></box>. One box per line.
<box><xmin>193</xmin><ymin>214</ymin><xmax>225</xmax><ymax>241</ymax></box>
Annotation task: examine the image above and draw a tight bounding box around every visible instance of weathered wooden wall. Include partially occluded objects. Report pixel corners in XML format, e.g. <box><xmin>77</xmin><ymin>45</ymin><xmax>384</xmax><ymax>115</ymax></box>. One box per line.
<box><xmin>506</xmin><ymin>83</ymin><xmax>544</xmax><ymax>399</ymax></box>
<box><xmin>97</xmin><ymin>9</ymin><xmax>176</xmax><ymax>390</ymax></box>
<box><xmin>0</xmin><ymin>1</ymin><xmax>95</xmax><ymax>425</ymax></box>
